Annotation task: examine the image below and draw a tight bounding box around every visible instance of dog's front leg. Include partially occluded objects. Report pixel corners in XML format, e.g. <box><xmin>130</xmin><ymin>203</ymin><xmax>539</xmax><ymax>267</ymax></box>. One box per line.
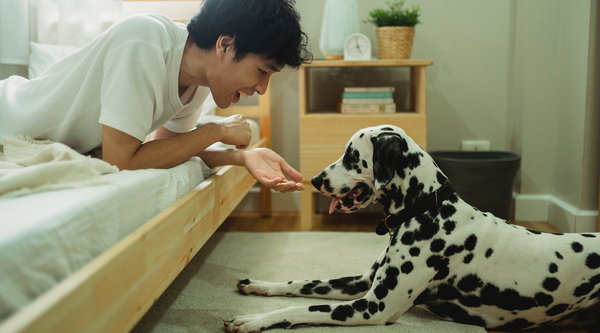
<box><xmin>237</xmin><ymin>249</ymin><xmax>387</xmax><ymax>301</ymax></box>
<box><xmin>224</xmin><ymin>288</ymin><xmax>414</xmax><ymax>333</ymax></box>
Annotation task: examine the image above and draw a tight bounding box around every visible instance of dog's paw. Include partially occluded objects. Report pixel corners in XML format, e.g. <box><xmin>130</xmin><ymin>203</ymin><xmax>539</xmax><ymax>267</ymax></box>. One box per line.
<box><xmin>236</xmin><ymin>279</ymin><xmax>273</xmax><ymax>296</ymax></box>
<box><xmin>223</xmin><ymin>313</ymin><xmax>289</xmax><ymax>333</ymax></box>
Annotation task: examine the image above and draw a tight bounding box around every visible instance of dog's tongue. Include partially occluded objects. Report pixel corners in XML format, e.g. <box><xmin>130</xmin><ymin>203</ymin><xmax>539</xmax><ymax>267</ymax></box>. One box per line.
<box><xmin>329</xmin><ymin>197</ymin><xmax>341</xmax><ymax>214</ymax></box>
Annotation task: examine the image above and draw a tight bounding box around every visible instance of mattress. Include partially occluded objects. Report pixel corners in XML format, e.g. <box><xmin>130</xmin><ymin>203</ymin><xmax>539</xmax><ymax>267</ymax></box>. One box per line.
<box><xmin>0</xmin><ymin>156</ymin><xmax>211</xmax><ymax>321</ymax></box>
<box><xmin>0</xmin><ymin>113</ymin><xmax>261</xmax><ymax>321</ymax></box>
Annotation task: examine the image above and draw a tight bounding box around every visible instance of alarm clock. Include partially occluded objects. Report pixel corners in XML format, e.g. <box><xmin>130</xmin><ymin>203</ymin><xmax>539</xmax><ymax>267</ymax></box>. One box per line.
<box><xmin>343</xmin><ymin>33</ymin><xmax>371</xmax><ymax>61</ymax></box>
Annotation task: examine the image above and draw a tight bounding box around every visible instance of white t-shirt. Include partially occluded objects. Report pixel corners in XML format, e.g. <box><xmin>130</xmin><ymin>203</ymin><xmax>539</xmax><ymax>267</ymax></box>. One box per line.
<box><xmin>0</xmin><ymin>14</ymin><xmax>208</xmax><ymax>153</ymax></box>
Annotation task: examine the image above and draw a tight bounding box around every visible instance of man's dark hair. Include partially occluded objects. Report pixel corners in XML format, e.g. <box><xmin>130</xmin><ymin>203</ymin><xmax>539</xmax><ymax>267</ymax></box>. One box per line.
<box><xmin>187</xmin><ymin>0</ymin><xmax>312</xmax><ymax>68</ymax></box>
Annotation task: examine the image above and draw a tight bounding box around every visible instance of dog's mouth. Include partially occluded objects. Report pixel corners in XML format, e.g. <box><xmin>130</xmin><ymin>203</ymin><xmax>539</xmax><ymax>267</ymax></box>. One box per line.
<box><xmin>329</xmin><ymin>186</ymin><xmax>366</xmax><ymax>214</ymax></box>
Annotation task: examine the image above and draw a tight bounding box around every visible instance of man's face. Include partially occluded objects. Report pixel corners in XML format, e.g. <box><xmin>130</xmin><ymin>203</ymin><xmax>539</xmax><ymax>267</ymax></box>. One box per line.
<box><xmin>210</xmin><ymin>50</ymin><xmax>281</xmax><ymax>109</ymax></box>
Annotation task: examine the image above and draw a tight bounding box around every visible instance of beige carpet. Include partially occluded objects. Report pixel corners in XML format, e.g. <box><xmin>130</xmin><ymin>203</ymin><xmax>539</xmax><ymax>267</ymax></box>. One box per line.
<box><xmin>131</xmin><ymin>232</ymin><xmax>486</xmax><ymax>333</ymax></box>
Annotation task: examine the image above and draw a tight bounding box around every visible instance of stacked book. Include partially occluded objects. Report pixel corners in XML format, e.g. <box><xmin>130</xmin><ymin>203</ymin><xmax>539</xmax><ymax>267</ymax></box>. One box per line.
<box><xmin>337</xmin><ymin>87</ymin><xmax>396</xmax><ymax>114</ymax></box>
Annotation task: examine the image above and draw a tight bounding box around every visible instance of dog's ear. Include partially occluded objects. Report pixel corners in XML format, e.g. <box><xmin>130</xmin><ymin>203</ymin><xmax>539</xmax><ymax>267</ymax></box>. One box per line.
<box><xmin>371</xmin><ymin>133</ymin><xmax>409</xmax><ymax>190</ymax></box>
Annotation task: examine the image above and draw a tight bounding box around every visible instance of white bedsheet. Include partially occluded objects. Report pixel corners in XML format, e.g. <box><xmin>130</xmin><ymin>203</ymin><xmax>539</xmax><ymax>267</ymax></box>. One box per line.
<box><xmin>0</xmin><ymin>156</ymin><xmax>211</xmax><ymax>321</ymax></box>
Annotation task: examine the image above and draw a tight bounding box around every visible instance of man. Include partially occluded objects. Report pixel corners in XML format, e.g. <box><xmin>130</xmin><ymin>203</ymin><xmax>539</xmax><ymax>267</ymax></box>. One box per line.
<box><xmin>0</xmin><ymin>0</ymin><xmax>312</xmax><ymax>192</ymax></box>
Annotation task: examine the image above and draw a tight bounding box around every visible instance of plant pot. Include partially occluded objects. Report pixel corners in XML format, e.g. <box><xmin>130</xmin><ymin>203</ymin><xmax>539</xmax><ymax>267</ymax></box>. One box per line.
<box><xmin>375</xmin><ymin>26</ymin><xmax>414</xmax><ymax>59</ymax></box>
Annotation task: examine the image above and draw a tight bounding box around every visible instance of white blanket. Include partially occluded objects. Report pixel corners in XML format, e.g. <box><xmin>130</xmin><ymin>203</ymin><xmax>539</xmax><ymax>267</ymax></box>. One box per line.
<box><xmin>0</xmin><ymin>135</ymin><xmax>118</xmax><ymax>199</ymax></box>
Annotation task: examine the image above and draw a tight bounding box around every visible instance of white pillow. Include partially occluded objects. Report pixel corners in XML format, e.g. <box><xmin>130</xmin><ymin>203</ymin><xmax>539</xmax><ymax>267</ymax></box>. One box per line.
<box><xmin>28</xmin><ymin>42</ymin><xmax>80</xmax><ymax>79</ymax></box>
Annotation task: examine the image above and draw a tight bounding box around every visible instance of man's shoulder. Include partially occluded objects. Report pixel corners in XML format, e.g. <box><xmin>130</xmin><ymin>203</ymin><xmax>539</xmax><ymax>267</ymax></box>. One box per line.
<box><xmin>115</xmin><ymin>13</ymin><xmax>180</xmax><ymax>34</ymax></box>
<box><xmin>103</xmin><ymin>13</ymin><xmax>185</xmax><ymax>52</ymax></box>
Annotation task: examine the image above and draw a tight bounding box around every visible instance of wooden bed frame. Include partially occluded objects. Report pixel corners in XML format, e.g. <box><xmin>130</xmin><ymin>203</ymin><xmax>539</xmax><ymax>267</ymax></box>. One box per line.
<box><xmin>0</xmin><ymin>37</ymin><xmax>272</xmax><ymax>333</ymax></box>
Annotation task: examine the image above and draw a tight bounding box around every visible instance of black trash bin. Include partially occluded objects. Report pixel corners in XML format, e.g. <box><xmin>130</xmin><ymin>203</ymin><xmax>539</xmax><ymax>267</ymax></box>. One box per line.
<box><xmin>429</xmin><ymin>151</ymin><xmax>521</xmax><ymax>220</ymax></box>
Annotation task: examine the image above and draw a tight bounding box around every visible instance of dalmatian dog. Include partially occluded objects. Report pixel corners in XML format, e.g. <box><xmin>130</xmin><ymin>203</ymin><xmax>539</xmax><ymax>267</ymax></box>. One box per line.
<box><xmin>224</xmin><ymin>125</ymin><xmax>600</xmax><ymax>332</ymax></box>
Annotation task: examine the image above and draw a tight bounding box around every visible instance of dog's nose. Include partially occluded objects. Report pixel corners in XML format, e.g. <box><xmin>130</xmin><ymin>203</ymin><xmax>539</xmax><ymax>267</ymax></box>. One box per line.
<box><xmin>311</xmin><ymin>173</ymin><xmax>324</xmax><ymax>191</ymax></box>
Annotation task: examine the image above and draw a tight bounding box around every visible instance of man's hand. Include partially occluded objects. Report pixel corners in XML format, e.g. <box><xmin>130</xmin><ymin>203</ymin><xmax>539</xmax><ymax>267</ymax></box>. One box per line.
<box><xmin>209</xmin><ymin>114</ymin><xmax>252</xmax><ymax>149</ymax></box>
<box><xmin>240</xmin><ymin>148</ymin><xmax>305</xmax><ymax>193</ymax></box>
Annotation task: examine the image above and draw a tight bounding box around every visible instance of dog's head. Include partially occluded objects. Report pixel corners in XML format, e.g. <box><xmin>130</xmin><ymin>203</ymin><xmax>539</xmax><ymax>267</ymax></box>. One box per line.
<box><xmin>311</xmin><ymin>125</ymin><xmax>447</xmax><ymax>215</ymax></box>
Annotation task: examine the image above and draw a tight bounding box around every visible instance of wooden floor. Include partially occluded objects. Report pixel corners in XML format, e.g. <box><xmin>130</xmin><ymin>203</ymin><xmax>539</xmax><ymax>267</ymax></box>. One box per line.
<box><xmin>218</xmin><ymin>212</ymin><xmax>591</xmax><ymax>333</ymax></box>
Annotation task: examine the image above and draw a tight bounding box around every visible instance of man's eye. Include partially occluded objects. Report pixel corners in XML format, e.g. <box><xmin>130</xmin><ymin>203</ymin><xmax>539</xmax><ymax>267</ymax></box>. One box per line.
<box><xmin>259</xmin><ymin>69</ymin><xmax>267</xmax><ymax>75</ymax></box>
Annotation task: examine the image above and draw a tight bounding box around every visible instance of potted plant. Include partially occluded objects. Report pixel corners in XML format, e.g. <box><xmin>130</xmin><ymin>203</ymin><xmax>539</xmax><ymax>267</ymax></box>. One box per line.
<box><xmin>365</xmin><ymin>0</ymin><xmax>421</xmax><ymax>59</ymax></box>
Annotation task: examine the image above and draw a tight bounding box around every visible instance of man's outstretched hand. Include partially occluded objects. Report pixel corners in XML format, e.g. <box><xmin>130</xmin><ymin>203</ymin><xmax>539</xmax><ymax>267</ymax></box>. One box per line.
<box><xmin>240</xmin><ymin>148</ymin><xmax>305</xmax><ymax>193</ymax></box>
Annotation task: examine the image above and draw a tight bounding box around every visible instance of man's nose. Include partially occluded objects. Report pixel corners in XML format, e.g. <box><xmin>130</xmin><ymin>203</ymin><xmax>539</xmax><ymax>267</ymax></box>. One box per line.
<box><xmin>254</xmin><ymin>75</ymin><xmax>271</xmax><ymax>95</ymax></box>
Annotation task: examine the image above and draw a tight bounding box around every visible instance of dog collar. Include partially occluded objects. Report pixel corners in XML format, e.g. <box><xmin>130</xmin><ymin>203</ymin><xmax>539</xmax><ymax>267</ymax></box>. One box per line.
<box><xmin>376</xmin><ymin>182</ymin><xmax>456</xmax><ymax>236</ymax></box>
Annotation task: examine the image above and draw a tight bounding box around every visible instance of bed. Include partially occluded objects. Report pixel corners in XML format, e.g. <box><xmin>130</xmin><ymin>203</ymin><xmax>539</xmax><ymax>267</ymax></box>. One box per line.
<box><xmin>0</xmin><ymin>7</ymin><xmax>272</xmax><ymax>333</ymax></box>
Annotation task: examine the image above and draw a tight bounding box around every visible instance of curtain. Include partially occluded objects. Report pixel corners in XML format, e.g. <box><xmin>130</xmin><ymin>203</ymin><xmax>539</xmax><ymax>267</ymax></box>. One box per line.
<box><xmin>0</xmin><ymin>0</ymin><xmax>122</xmax><ymax>65</ymax></box>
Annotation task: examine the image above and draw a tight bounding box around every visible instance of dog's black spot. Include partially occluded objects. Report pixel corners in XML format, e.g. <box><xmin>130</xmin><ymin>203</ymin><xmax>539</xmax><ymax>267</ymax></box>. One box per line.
<box><xmin>409</xmin><ymin>247</ymin><xmax>420</xmax><ymax>257</ymax></box>
<box><xmin>362</xmin><ymin>160</ymin><xmax>368</xmax><ymax>168</ymax></box>
<box><xmin>549</xmin><ymin>263</ymin><xmax>558</xmax><ymax>274</ymax></box>
<box><xmin>463</xmin><ymin>253</ymin><xmax>474</xmax><ymax>264</ymax></box>
<box><xmin>262</xmin><ymin>320</ymin><xmax>291</xmax><ymax>330</ymax></box>
<box><xmin>444</xmin><ymin>244</ymin><xmax>464</xmax><ymax>257</ymax></box>
<box><xmin>300</xmin><ymin>282</ymin><xmax>318</xmax><ymax>295</ymax></box>
<box><xmin>352</xmin><ymin>299</ymin><xmax>368</xmax><ymax>312</ymax></box>
<box><xmin>543</xmin><ymin>277</ymin><xmax>560</xmax><ymax>292</ymax></box>
<box><xmin>436</xmin><ymin>171</ymin><xmax>447</xmax><ymax>185</ymax></box>
<box><xmin>379</xmin><ymin>302</ymin><xmax>386</xmax><ymax>311</ymax></box>
<box><xmin>368</xmin><ymin>301</ymin><xmax>378</xmax><ymax>314</ymax></box>
<box><xmin>430</xmin><ymin>239</ymin><xmax>446</xmax><ymax>253</ymax></box>
<box><xmin>383</xmin><ymin>267</ymin><xmax>400</xmax><ymax>290</ymax></box>
<box><xmin>437</xmin><ymin>283</ymin><xmax>461</xmax><ymax>300</ymax></box>
<box><xmin>443</xmin><ymin>220</ymin><xmax>456</xmax><ymax>235</ymax></box>
<box><xmin>457</xmin><ymin>274</ymin><xmax>483</xmax><ymax>293</ymax></box>
<box><xmin>381</xmin><ymin>127</ymin><xmax>394</xmax><ymax>132</ymax></box>
<box><xmin>309</xmin><ymin>305</ymin><xmax>331</xmax><ymax>313</ymax></box>
<box><xmin>440</xmin><ymin>205</ymin><xmax>457</xmax><ymax>219</ymax></box>
<box><xmin>496</xmin><ymin>288</ymin><xmax>537</xmax><ymax>311</ymax></box>
<box><xmin>572</xmin><ymin>242</ymin><xmax>584</xmax><ymax>253</ymax></box>
<box><xmin>342</xmin><ymin>143</ymin><xmax>361</xmax><ymax>171</ymax></box>
<box><xmin>534</xmin><ymin>292</ymin><xmax>554</xmax><ymax>306</ymax></box>
<box><xmin>460</xmin><ymin>295</ymin><xmax>482</xmax><ymax>308</ymax></box>
<box><xmin>426</xmin><ymin>302</ymin><xmax>487</xmax><ymax>327</ymax></box>
<box><xmin>480</xmin><ymin>284</ymin><xmax>500</xmax><ymax>305</ymax></box>
<box><xmin>401</xmin><ymin>262</ymin><xmax>414</xmax><ymax>274</ymax></box>
<box><xmin>464</xmin><ymin>234</ymin><xmax>477</xmax><ymax>251</ymax></box>
<box><xmin>582</xmin><ymin>234</ymin><xmax>597</xmax><ymax>238</ymax></box>
<box><xmin>426</xmin><ymin>255</ymin><xmax>448</xmax><ymax>270</ymax></box>
<box><xmin>574</xmin><ymin>282</ymin><xmax>595</xmax><ymax>297</ymax></box>
<box><xmin>546</xmin><ymin>303</ymin><xmax>569</xmax><ymax>316</ymax></box>
<box><xmin>414</xmin><ymin>215</ymin><xmax>440</xmax><ymax>242</ymax></box>
<box><xmin>375</xmin><ymin>284</ymin><xmax>388</xmax><ymax>300</ymax></box>
<box><xmin>331</xmin><ymin>305</ymin><xmax>355</xmax><ymax>322</ymax></box>
<box><xmin>556</xmin><ymin>251</ymin><xmax>564</xmax><ymax>260</ymax></box>
<box><xmin>526</xmin><ymin>228</ymin><xmax>542</xmax><ymax>235</ymax></box>
<box><xmin>340</xmin><ymin>186</ymin><xmax>350</xmax><ymax>194</ymax></box>
<box><xmin>314</xmin><ymin>286</ymin><xmax>332</xmax><ymax>295</ymax></box>
<box><xmin>586</xmin><ymin>253</ymin><xmax>600</xmax><ymax>269</ymax></box>
<box><xmin>363</xmin><ymin>313</ymin><xmax>370</xmax><ymax>320</ymax></box>
<box><xmin>485</xmin><ymin>248</ymin><xmax>493</xmax><ymax>258</ymax></box>
<box><xmin>323</xmin><ymin>178</ymin><xmax>334</xmax><ymax>194</ymax></box>
<box><xmin>369</xmin><ymin>262</ymin><xmax>380</xmax><ymax>283</ymax></box>
<box><xmin>405</xmin><ymin>177</ymin><xmax>428</xmax><ymax>208</ymax></box>
<box><xmin>239</xmin><ymin>279</ymin><xmax>251</xmax><ymax>285</ymax></box>
<box><xmin>401</xmin><ymin>231</ymin><xmax>415</xmax><ymax>246</ymax></box>
<box><xmin>493</xmin><ymin>318</ymin><xmax>536</xmax><ymax>331</ymax></box>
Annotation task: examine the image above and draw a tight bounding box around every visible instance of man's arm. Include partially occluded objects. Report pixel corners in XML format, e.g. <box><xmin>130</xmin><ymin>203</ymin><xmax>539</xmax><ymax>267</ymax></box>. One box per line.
<box><xmin>101</xmin><ymin>114</ymin><xmax>251</xmax><ymax>170</ymax></box>
<box><xmin>102</xmin><ymin>124</ymin><xmax>224</xmax><ymax>170</ymax></box>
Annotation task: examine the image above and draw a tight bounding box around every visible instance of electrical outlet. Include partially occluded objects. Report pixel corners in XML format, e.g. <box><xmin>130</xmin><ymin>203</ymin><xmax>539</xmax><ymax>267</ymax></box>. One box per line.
<box><xmin>462</xmin><ymin>140</ymin><xmax>490</xmax><ymax>151</ymax></box>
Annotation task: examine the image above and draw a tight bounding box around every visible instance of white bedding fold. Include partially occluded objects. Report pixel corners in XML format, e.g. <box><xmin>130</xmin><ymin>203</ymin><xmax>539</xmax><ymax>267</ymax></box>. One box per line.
<box><xmin>0</xmin><ymin>135</ymin><xmax>119</xmax><ymax>199</ymax></box>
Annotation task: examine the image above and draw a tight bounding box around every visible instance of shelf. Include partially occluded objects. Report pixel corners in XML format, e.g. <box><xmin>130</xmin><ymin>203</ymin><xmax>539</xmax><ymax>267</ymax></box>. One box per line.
<box><xmin>304</xmin><ymin>59</ymin><xmax>433</xmax><ymax>68</ymax></box>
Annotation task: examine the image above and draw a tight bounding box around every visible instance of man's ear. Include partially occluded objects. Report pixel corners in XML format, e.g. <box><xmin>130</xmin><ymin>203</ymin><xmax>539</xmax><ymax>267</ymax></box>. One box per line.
<box><xmin>216</xmin><ymin>35</ymin><xmax>235</xmax><ymax>59</ymax></box>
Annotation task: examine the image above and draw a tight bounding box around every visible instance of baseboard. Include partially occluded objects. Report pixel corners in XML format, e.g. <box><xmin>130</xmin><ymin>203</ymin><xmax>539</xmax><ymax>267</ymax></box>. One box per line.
<box><xmin>515</xmin><ymin>194</ymin><xmax>598</xmax><ymax>233</ymax></box>
<box><xmin>233</xmin><ymin>186</ymin><xmax>301</xmax><ymax>212</ymax></box>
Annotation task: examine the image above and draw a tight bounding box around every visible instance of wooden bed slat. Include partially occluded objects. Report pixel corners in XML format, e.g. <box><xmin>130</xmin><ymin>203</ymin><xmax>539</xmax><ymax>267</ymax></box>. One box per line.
<box><xmin>0</xmin><ymin>139</ymin><xmax>266</xmax><ymax>333</ymax></box>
